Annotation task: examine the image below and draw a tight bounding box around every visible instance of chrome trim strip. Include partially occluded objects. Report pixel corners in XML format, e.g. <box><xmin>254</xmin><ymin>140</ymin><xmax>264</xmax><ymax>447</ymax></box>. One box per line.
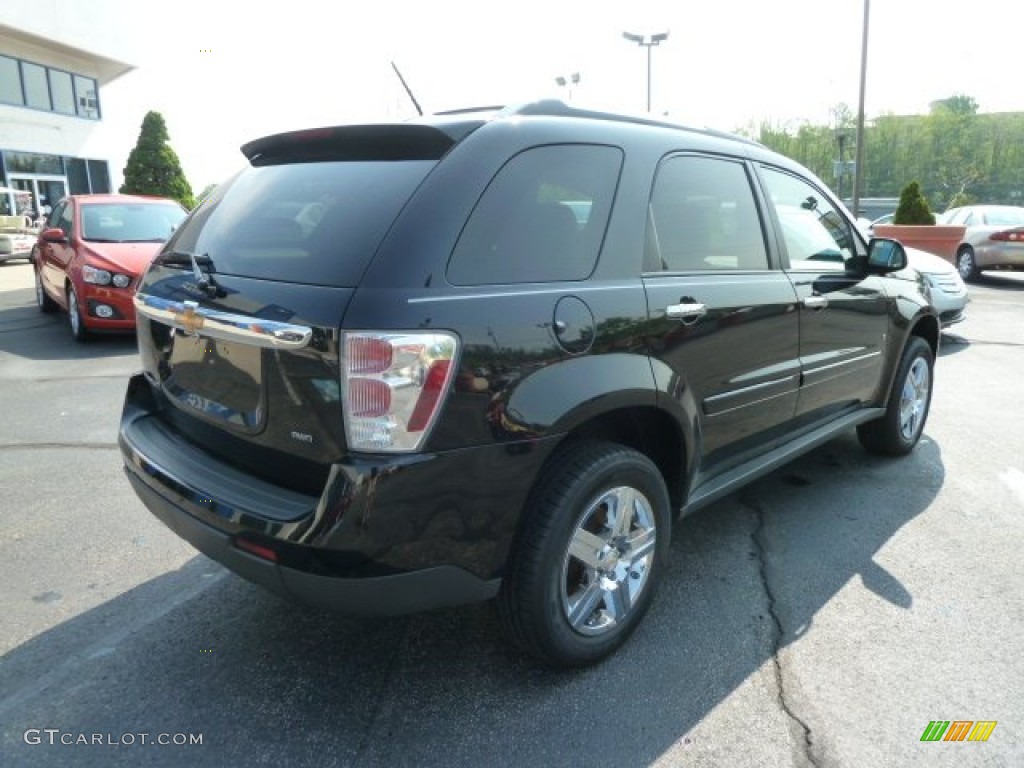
<box><xmin>802</xmin><ymin>350</ymin><xmax>881</xmax><ymax>377</ymax></box>
<box><xmin>134</xmin><ymin>293</ymin><xmax>312</xmax><ymax>349</ymax></box>
<box><xmin>704</xmin><ymin>375</ymin><xmax>800</xmax><ymax>406</ymax></box>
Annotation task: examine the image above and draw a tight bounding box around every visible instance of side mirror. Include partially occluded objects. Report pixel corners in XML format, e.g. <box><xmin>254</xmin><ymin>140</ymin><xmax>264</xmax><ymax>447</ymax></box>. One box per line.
<box><xmin>867</xmin><ymin>237</ymin><xmax>907</xmax><ymax>272</ymax></box>
<box><xmin>41</xmin><ymin>227</ymin><xmax>68</xmax><ymax>244</ymax></box>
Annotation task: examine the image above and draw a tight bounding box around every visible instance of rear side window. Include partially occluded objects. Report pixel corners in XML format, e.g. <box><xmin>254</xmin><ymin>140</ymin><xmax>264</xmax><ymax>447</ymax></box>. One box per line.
<box><xmin>447</xmin><ymin>144</ymin><xmax>622</xmax><ymax>285</ymax></box>
<box><xmin>163</xmin><ymin>160</ymin><xmax>436</xmax><ymax>287</ymax></box>
<box><xmin>647</xmin><ymin>155</ymin><xmax>769</xmax><ymax>272</ymax></box>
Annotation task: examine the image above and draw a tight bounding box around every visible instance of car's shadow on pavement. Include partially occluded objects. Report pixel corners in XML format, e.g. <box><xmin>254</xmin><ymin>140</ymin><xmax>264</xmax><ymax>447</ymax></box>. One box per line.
<box><xmin>0</xmin><ymin>288</ymin><xmax>138</xmax><ymax>362</ymax></box>
<box><xmin>975</xmin><ymin>273</ymin><xmax>1024</xmax><ymax>291</ymax></box>
<box><xmin>938</xmin><ymin>331</ymin><xmax>970</xmax><ymax>356</ymax></box>
<box><xmin>0</xmin><ymin>433</ymin><xmax>944</xmax><ymax>767</ymax></box>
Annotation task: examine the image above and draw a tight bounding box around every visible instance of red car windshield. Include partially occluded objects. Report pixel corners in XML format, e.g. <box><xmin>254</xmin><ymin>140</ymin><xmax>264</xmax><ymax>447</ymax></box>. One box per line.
<box><xmin>81</xmin><ymin>203</ymin><xmax>187</xmax><ymax>243</ymax></box>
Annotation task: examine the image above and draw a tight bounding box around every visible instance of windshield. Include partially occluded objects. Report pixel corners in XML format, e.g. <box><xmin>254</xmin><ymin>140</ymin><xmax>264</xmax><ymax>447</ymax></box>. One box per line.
<box><xmin>81</xmin><ymin>202</ymin><xmax>187</xmax><ymax>242</ymax></box>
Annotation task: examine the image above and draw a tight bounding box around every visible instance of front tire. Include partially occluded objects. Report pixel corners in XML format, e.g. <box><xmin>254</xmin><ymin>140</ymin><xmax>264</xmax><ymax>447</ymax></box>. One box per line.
<box><xmin>497</xmin><ymin>441</ymin><xmax>671</xmax><ymax>667</ymax></box>
<box><xmin>67</xmin><ymin>284</ymin><xmax>89</xmax><ymax>342</ymax></box>
<box><xmin>858</xmin><ymin>336</ymin><xmax>933</xmax><ymax>456</ymax></box>
<box><xmin>957</xmin><ymin>246</ymin><xmax>979</xmax><ymax>282</ymax></box>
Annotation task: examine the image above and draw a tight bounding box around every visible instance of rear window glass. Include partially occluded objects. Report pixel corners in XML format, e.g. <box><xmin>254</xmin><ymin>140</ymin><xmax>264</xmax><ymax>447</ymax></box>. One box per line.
<box><xmin>81</xmin><ymin>203</ymin><xmax>186</xmax><ymax>243</ymax></box>
<box><xmin>447</xmin><ymin>144</ymin><xmax>622</xmax><ymax>285</ymax></box>
<box><xmin>163</xmin><ymin>160</ymin><xmax>435</xmax><ymax>286</ymax></box>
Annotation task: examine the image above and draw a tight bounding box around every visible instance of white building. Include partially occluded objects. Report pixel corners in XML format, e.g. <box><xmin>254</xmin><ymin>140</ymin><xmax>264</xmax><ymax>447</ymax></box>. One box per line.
<box><xmin>0</xmin><ymin>1</ymin><xmax>137</xmax><ymax>217</ymax></box>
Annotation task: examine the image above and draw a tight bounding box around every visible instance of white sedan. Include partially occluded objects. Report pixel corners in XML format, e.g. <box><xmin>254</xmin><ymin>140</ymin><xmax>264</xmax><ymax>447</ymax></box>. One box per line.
<box><xmin>904</xmin><ymin>247</ymin><xmax>968</xmax><ymax>328</ymax></box>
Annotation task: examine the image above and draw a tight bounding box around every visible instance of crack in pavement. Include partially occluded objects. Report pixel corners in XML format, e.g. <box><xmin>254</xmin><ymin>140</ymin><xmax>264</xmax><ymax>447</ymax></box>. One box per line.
<box><xmin>742</xmin><ymin>494</ymin><xmax>821</xmax><ymax>768</ymax></box>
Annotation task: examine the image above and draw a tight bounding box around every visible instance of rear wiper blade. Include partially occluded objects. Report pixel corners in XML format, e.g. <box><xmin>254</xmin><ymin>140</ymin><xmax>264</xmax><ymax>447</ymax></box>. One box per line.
<box><xmin>159</xmin><ymin>250</ymin><xmax>214</xmax><ymax>267</ymax></box>
<box><xmin>159</xmin><ymin>251</ymin><xmax>220</xmax><ymax>296</ymax></box>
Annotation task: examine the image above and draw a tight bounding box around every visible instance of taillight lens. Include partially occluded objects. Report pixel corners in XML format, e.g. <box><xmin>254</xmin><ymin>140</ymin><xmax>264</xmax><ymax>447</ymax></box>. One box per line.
<box><xmin>990</xmin><ymin>228</ymin><xmax>1024</xmax><ymax>242</ymax></box>
<box><xmin>342</xmin><ymin>332</ymin><xmax>458</xmax><ymax>452</ymax></box>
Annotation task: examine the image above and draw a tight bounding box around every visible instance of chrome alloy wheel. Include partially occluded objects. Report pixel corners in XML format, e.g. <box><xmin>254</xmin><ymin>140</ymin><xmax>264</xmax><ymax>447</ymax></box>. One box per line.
<box><xmin>561</xmin><ymin>485</ymin><xmax>657</xmax><ymax>637</ymax></box>
<box><xmin>899</xmin><ymin>357</ymin><xmax>930</xmax><ymax>440</ymax></box>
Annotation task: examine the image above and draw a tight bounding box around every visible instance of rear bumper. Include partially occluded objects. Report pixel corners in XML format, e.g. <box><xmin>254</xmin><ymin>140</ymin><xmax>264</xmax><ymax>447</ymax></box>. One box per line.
<box><xmin>120</xmin><ymin>373</ymin><xmax>556</xmax><ymax>614</ymax></box>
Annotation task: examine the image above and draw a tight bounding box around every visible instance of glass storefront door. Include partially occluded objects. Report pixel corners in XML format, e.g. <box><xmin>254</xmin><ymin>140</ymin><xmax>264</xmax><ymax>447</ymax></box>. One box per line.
<box><xmin>8</xmin><ymin>174</ymin><xmax>68</xmax><ymax>224</ymax></box>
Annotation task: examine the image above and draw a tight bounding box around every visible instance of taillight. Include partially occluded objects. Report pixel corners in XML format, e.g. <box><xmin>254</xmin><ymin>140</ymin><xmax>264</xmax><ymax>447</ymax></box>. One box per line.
<box><xmin>990</xmin><ymin>228</ymin><xmax>1024</xmax><ymax>242</ymax></box>
<box><xmin>342</xmin><ymin>332</ymin><xmax>458</xmax><ymax>452</ymax></box>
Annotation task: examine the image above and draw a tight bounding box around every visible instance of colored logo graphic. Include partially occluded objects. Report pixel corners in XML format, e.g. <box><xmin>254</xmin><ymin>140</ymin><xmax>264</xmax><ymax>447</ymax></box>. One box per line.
<box><xmin>920</xmin><ymin>721</ymin><xmax>997</xmax><ymax>742</ymax></box>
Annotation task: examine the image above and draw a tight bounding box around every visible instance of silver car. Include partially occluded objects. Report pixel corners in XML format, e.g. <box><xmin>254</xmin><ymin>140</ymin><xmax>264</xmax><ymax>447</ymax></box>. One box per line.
<box><xmin>943</xmin><ymin>204</ymin><xmax>1024</xmax><ymax>281</ymax></box>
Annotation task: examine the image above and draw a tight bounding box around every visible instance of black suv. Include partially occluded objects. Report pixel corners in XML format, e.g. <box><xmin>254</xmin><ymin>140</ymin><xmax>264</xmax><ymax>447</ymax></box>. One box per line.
<box><xmin>120</xmin><ymin>101</ymin><xmax>938</xmax><ymax>667</ymax></box>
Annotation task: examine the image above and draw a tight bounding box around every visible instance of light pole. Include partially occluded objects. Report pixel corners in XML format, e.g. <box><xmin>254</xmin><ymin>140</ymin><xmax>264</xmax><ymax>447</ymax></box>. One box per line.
<box><xmin>852</xmin><ymin>0</ymin><xmax>870</xmax><ymax>219</ymax></box>
<box><xmin>555</xmin><ymin>72</ymin><xmax>581</xmax><ymax>102</ymax></box>
<box><xmin>622</xmin><ymin>31</ymin><xmax>669</xmax><ymax>113</ymax></box>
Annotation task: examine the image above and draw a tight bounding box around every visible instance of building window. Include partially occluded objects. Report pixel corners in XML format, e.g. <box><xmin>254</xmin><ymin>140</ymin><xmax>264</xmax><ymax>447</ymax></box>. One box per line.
<box><xmin>22</xmin><ymin>62</ymin><xmax>51</xmax><ymax>110</ymax></box>
<box><xmin>74</xmin><ymin>75</ymin><xmax>100</xmax><ymax>119</ymax></box>
<box><xmin>4</xmin><ymin>151</ymin><xmax>64</xmax><ymax>175</ymax></box>
<box><xmin>0</xmin><ymin>55</ymin><xmax>24</xmax><ymax>105</ymax></box>
<box><xmin>0</xmin><ymin>55</ymin><xmax>100</xmax><ymax>120</ymax></box>
<box><xmin>87</xmin><ymin>160</ymin><xmax>111</xmax><ymax>193</ymax></box>
<box><xmin>49</xmin><ymin>69</ymin><xmax>75</xmax><ymax>115</ymax></box>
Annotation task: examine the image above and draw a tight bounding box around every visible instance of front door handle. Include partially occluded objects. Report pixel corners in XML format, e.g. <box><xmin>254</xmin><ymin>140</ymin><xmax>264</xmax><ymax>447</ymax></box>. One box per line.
<box><xmin>803</xmin><ymin>295</ymin><xmax>829</xmax><ymax>310</ymax></box>
<box><xmin>666</xmin><ymin>302</ymin><xmax>707</xmax><ymax>322</ymax></box>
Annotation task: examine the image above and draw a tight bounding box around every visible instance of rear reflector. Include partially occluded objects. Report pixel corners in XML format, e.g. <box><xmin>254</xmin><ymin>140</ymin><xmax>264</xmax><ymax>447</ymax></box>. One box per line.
<box><xmin>235</xmin><ymin>538</ymin><xmax>278</xmax><ymax>562</ymax></box>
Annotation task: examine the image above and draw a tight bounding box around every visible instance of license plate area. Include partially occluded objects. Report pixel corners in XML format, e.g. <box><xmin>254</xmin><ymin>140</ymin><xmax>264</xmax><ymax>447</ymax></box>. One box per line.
<box><xmin>163</xmin><ymin>332</ymin><xmax>265</xmax><ymax>432</ymax></box>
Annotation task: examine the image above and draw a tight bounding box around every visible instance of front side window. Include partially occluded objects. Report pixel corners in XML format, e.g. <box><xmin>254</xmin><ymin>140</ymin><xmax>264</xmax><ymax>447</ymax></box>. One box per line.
<box><xmin>56</xmin><ymin>203</ymin><xmax>72</xmax><ymax>237</ymax></box>
<box><xmin>447</xmin><ymin>144</ymin><xmax>623</xmax><ymax>285</ymax></box>
<box><xmin>760</xmin><ymin>167</ymin><xmax>856</xmax><ymax>271</ymax></box>
<box><xmin>646</xmin><ymin>155</ymin><xmax>768</xmax><ymax>272</ymax></box>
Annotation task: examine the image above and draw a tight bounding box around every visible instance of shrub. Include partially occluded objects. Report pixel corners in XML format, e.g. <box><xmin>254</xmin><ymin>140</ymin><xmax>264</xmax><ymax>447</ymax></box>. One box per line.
<box><xmin>893</xmin><ymin>181</ymin><xmax>936</xmax><ymax>225</ymax></box>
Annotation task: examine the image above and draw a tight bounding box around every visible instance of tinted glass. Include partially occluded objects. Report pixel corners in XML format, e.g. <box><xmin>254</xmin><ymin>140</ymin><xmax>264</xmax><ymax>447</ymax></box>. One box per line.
<box><xmin>87</xmin><ymin>160</ymin><xmax>111</xmax><ymax>193</ymax></box>
<box><xmin>761</xmin><ymin>166</ymin><xmax>856</xmax><ymax>271</ymax></box>
<box><xmin>0</xmin><ymin>56</ymin><xmax>23</xmax><ymax>105</ymax></box>
<box><xmin>49</xmin><ymin>70</ymin><xmax>75</xmax><ymax>114</ymax></box>
<box><xmin>448</xmin><ymin>144</ymin><xmax>622</xmax><ymax>285</ymax></box>
<box><xmin>163</xmin><ymin>160</ymin><xmax>435</xmax><ymax>286</ymax></box>
<box><xmin>647</xmin><ymin>155</ymin><xmax>768</xmax><ymax>271</ymax></box>
<box><xmin>81</xmin><ymin>203</ymin><xmax>187</xmax><ymax>242</ymax></box>
<box><xmin>22</xmin><ymin>62</ymin><xmax>50</xmax><ymax>110</ymax></box>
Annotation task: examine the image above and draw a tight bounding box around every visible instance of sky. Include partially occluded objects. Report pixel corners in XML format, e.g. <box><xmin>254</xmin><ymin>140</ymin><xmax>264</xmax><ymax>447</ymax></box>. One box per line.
<box><xmin>93</xmin><ymin>0</ymin><xmax>1023</xmax><ymax>193</ymax></box>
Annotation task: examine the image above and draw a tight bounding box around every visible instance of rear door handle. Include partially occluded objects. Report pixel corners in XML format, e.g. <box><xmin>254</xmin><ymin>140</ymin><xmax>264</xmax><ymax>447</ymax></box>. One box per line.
<box><xmin>666</xmin><ymin>302</ymin><xmax>707</xmax><ymax>321</ymax></box>
<box><xmin>803</xmin><ymin>295</ymin><xmax>829</xmax><ymax>310</ymax></box>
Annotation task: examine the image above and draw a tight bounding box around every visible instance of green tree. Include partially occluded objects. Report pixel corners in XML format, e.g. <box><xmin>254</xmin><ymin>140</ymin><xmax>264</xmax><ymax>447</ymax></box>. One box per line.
<box><xmin>120</xmin><ymin>111</ymin><xmax>195</xmax><ymax>209</ymax></box>
<box><xmin>196</xmin><ymin>183</ymin><xmax>217</xmax><ymax>205</ymax></box>
<box><xmin>893</xmin><ymin>181</ymin><xmax>936</xmax><ymax>225</ymax></box>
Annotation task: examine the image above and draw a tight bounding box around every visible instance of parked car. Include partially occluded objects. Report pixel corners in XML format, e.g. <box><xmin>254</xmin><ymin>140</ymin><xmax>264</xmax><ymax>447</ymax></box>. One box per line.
<box><xmin>119</xmin><ymin>101</ymin><xmax>940</xmax><ymax>667</ymax></box>
<box><xmin>854</xmin><ymin>218</ymin><xmax>968</xmax><ymax>327</ymax></box>
<box><xmin>941</xmin><ymin>204</ymin><xmax>1024</xmax><ymax>281</ymax></box>
<box><xmin>0</xmin><ymin>185</ymin><xmax>37</xmax><ymax>263</ymax></box>
<box><xmin>33</xmin><ymin>194</ymin><xmax>187</xmax><ymax>340</ymax></box>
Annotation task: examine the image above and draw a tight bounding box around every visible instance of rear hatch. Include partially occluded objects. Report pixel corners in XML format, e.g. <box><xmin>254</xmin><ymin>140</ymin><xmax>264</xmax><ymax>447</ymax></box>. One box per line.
<box><xmin>132</xmin><ymin>124</ymin><xmax>465</xmax><ymax>495</ymax></box>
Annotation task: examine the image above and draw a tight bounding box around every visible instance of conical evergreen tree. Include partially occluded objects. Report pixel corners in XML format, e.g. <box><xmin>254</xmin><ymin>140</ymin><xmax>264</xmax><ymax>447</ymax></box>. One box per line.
<box><xmin>893</xmin><ymin>181</ymin><xmax>935</xmax><ymax>225</ymax></box>
<box><xmin>120</xmin><ymin>111</ymin><xmax>195</xmax><ymax>209</ymax></box>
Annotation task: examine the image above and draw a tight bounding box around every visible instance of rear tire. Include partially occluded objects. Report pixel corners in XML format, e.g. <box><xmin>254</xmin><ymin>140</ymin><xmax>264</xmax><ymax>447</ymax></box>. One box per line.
<box><xmin>496</xmin><ymin>441</ymin><xmax>671</xmax><ymax>667</ymax></box>
<box><xmin>956</xmin><ymin>246</ymin><xmax>979</xmax><ymax>282</ymax></box>
<box><xmin>858</xmin><ymin>336</ymin><xmax>933</xmax><ymax>456</ymax></box>
<box><xmin>35</xmin><ymin>265</ymin><xmax>57</xmax><ymax>313</ymax></box>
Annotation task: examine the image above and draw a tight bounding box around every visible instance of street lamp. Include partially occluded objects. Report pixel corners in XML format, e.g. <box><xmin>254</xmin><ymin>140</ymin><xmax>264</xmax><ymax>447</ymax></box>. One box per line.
<box><xmin>555</xmin><ymin>72</ymin><xmax>581</xmax><ymax>102</ymax></box>
<box><xmin>852</xmin><ymin>0</ymin><xmax>870</xmax><ymax>218</ymax></box>
<box><xmin>622</xmin><ymin>31</ymin><xmax>669</xmax><ymax>113</ymax></box>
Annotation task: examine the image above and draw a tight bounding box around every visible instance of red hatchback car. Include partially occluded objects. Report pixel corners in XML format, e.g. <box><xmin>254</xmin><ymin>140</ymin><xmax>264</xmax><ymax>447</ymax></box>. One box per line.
<box><xmin>33</xmin><ymin>194</ymin><xmax>188</xmax><ymax>341</ymax></box>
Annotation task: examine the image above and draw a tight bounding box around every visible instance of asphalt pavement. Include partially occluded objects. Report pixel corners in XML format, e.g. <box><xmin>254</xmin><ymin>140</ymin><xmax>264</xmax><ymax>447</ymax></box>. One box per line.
<box><xmin>1</xmin><ymin>260</ymin><xmax>1021</xmax><ymax>767</ymax></box>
